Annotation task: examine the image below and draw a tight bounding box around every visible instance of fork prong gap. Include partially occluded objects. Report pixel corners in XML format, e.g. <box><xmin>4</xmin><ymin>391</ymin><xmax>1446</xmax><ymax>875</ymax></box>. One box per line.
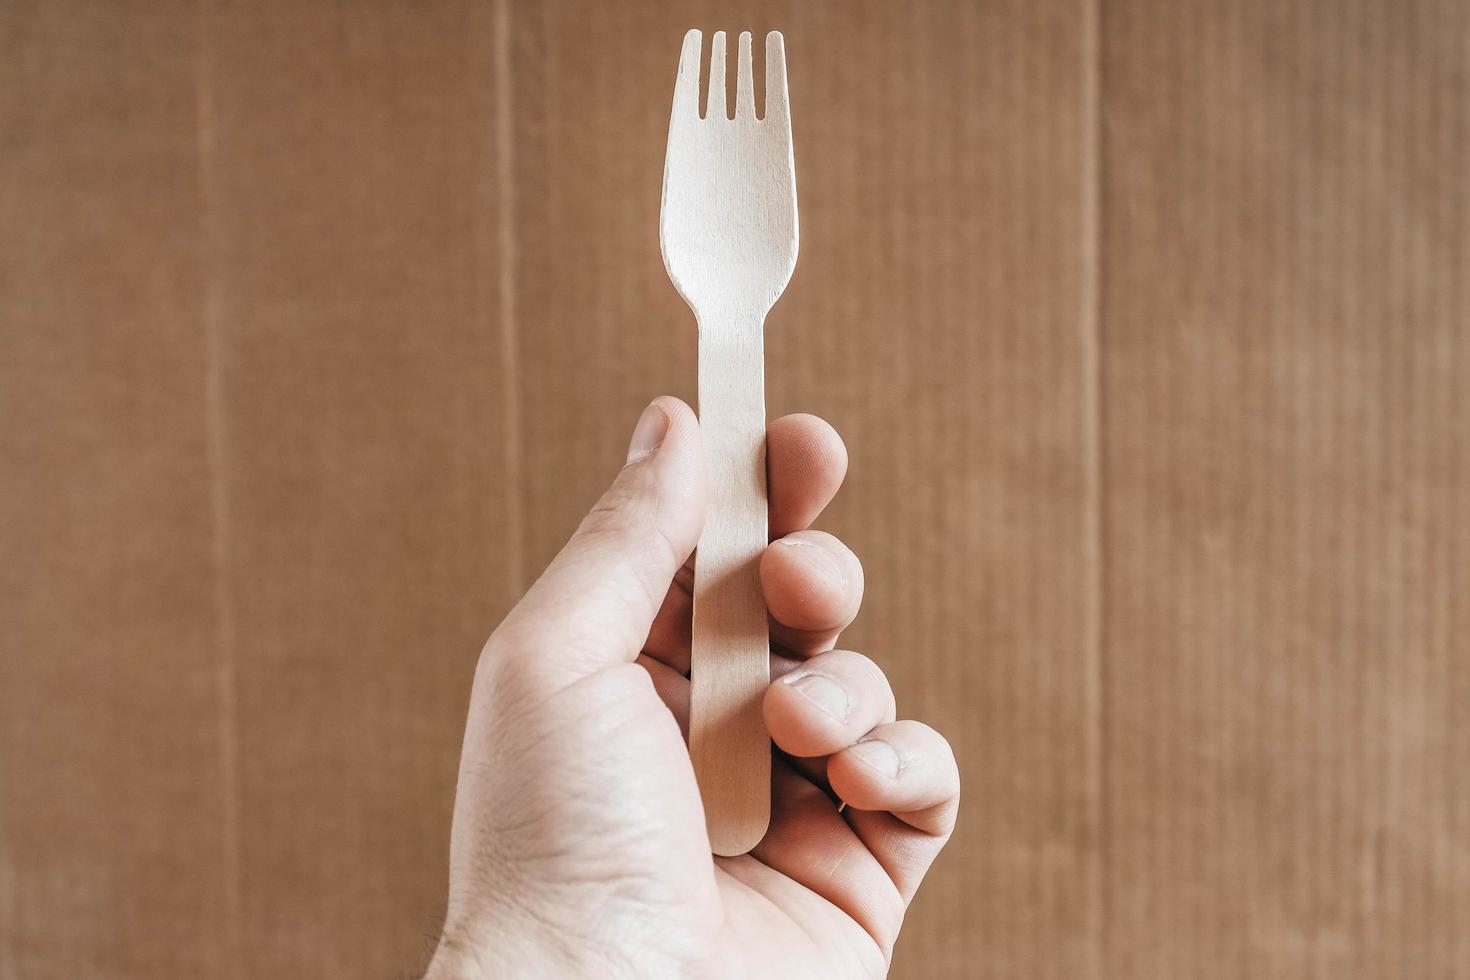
<box><xmin>705</xmin><ymin>30</ymin><xmax>728</xmax><ymax>120</ymax></box>
<box><xmin>753</xmin><ymin>32</ymin><xmax>766</xmax><ymax>121</ymax></box>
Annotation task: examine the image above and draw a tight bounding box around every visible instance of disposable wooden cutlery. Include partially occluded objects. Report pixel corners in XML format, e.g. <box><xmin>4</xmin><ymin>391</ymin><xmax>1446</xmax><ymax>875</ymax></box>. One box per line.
<box><xmin>660</xmin><ymin>28</ymin><xmax>798</xmax><ymax>856</ymax></box>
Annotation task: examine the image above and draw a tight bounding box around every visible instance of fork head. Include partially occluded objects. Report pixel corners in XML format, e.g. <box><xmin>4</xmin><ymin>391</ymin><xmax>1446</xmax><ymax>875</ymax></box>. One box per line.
<box><xmin>660</xmin><ymin>30</ymin><xmax>798</xmax><ymax>318</ymax></box>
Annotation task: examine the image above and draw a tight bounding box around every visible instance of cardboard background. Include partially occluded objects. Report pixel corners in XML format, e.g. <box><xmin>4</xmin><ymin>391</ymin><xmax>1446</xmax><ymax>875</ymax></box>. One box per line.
<box><xmin>2</xmin><ymin>1</ymin><xmax>1466</xmax><ymax>976</ymax></box>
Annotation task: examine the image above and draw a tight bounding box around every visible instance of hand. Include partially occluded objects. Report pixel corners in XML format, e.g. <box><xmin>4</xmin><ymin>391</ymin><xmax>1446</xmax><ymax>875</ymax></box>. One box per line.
<box><xmin>427</xmin><ymin>397</ymin><xmax>959</xmax><ymax>979</ymax></box>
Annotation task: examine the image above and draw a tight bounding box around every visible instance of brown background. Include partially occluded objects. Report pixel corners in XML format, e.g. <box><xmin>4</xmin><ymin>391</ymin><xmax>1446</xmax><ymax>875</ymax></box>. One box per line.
<box><xmin>3</xmin><ymin>1</ymin><xmax>1468</xmax><ymax>977</ymax></box>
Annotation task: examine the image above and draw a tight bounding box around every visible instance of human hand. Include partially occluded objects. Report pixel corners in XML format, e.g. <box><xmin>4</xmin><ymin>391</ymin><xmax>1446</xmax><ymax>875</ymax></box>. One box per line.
<box><xmin>427</xmin><ymin>397</ymin><xmax>959</xmax><ymax>979</ymax></box>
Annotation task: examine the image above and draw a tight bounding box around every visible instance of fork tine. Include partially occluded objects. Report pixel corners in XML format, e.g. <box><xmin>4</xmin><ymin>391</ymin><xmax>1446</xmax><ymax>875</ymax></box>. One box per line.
<box><xmin>673</xmin><ymin>29</ymin><xmax>702</xmax><ymax>119</ymax></box>
<box><xmin>706</xmin><ymin>30</ymin><xmax>727</xmax><ymax>120</ymax></box>
<box><xmin>764</xmin><ymin>32</ymin><xmax>788</xmax><ymax>125</ymax></box>
<box><xmin>735</xmin><ymin>31</ymin><xmax>755</xmax><ymax>119</ymax></box>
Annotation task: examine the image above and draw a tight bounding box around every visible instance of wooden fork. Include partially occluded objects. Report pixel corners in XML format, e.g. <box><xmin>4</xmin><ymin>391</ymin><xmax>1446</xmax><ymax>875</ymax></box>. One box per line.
<box><xmin>660</xmin><ymin>29</ymin><xmax>798</xmax><ymax>856</ymax></box>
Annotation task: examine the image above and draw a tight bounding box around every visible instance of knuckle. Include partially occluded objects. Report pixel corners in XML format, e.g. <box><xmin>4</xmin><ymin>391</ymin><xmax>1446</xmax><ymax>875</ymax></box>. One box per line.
<box><xmin>821</xmin><ymin>647</ymin><xmax>876</xmax><ymax>671</ymax></box>
<box><xmin>578</xmin><ymin>482</ymin><xmax>644</xmax><ymax>541</ymax></box>
<box><xmin>830</xmin><ymin>648</ymin><xmax>891</xmax><ymax>691</ymax></box>
<box><xmin>575</xmin><ymin>478</ymin><xmax>683</xmax><ymax>574</ymax></box>
<box><xmin>906</xmin><ymin>722</ymin><xmax>961</xmax><ymax>792</ymax></box>
<box><xmin>916</xmin><ymin>720</ymin><xmax>957</xmax><ymax>760</ymax></box>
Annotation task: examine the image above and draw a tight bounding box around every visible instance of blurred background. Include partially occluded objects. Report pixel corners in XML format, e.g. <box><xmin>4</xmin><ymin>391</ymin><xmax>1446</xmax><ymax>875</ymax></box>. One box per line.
<box><xmin>3</xmin><ymin>1</ymin><xmax>1468</xmax><ymax>977</ymax></box>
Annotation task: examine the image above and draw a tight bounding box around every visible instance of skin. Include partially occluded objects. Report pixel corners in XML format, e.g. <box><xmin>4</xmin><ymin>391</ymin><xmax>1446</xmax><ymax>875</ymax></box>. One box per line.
<box><xmin>427</xmin><ymin>397</ymin><xmax>960</xmax><ymax>979</ymax></box>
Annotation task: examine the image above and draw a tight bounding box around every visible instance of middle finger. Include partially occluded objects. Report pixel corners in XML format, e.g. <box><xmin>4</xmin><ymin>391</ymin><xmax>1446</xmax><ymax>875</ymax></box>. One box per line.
<box><xmin>643</xmin><ymin>529</ymin><xmax>864</xmax><ymax>672</ymax></box>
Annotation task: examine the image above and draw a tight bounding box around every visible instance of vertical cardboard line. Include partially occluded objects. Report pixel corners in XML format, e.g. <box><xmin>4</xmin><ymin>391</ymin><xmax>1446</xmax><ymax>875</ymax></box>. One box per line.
<box><xmin>493</xmin><ymin>0</ymin><xmax>525</xmax><ymax>594</ymax></box>
<box><xmin>194</xmin><ymin>0</ymin><xmax>243</xmax><ymax>973</ymax></box>
<box><xmin>0</xmin><ymin>759</ymin><xmax>10</xmax><ymax>969</ymax></box>
<box><xmin>1080</xmin><ymin>0</ymin><xmax>1107</xmax><ymax>973</ymax></box>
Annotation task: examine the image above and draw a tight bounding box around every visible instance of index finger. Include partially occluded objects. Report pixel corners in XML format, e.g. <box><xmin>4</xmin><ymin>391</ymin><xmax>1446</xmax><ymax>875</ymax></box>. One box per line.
<box><xmin>767</xmin><ymin>413</ymin><xmax>847</xmax><ymax>536</ymax></box>
<box><xmin>640</xmin><ymin>413</ymin><xmax>847</xmax><ymax>674</ymax></box>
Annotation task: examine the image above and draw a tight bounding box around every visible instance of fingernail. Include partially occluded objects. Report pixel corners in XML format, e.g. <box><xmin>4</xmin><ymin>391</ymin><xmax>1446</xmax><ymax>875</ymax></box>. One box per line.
<box><xmin>784</xmin><ymin>673</ymin><xmax>849</xmax><ymax>722</ymax></box>
<box><xmin>625</xmin><ymin>401</ymin><xmax>669</xmax><ymax>464</ymax></box>
<box><xmin>848</xmin><ymin>738</ymin><xmax>901</xmax><ymax>778</ymax></box>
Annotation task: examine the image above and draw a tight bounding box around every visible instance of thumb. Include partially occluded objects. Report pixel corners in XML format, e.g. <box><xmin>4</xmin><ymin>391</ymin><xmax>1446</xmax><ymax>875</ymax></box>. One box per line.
<box><xmin>490</xmin><ymin>396</ymin><xmax>707</xmax><ymax>685</ymax></box>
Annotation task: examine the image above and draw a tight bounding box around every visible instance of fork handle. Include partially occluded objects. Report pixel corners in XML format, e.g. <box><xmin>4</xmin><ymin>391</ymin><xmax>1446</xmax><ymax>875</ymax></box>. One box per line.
<box><xmin>691</xmin><ymin>312</ymin><xmax>771</xmax><ymax>856</ymax></box>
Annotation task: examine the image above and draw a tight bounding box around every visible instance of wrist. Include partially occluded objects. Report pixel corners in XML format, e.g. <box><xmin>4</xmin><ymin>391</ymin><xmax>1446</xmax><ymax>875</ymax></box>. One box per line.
<box><xmin>423</xmin><ymin>914</ymin><xmax>543</xmax><ymax>980</ymax></box>
<box><xmin>422</xmin><ymin>940</ymin><xmax>488</xmax><ymax>980</ymax></box>
<box><xmin>425</xmin><ymin>915</ymin><xmax>633</xmax><ymax>980</ymax></box>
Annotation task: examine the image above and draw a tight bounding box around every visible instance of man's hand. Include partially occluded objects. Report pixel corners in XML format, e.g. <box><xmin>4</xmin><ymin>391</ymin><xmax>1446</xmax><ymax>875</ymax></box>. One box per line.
<box><xmin>428</xmin><ymin>397</ymin><xmax>959</xmax><ymax>979</ymax></box>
